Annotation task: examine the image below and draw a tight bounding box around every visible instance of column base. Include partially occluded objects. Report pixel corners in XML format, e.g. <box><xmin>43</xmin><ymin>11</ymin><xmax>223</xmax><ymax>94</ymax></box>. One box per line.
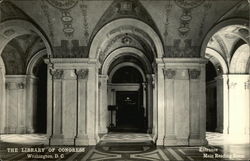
<box><xmin>164</xmin><ymin>135</ymin><xmax>177</xmax><ymax>146</ymax></box>
<box><xmin>4</xmin><ymin>127</ymin><xmax>26</xmax><ymax>134</ymax></box>
<box><xmin>176</xmin><ymin>137</ymin><xmax>189</xmax><ymax>146</ymax></box>
<box><xmin>215</xmin><ymin>127</ymin><xmax>223</xmax><ymax>133</ymax></box>
<box><xmin>26</xmin><ymin>127</ymin><xmax>35</xmax><ymax>133</ymax></box>
<box><xmin>99</xmin><ymin>128</ymin><xmax>108</xmax><ymax>134</ymax></box>
<box><xmin>88</xmin><ymin>136</ymin><xmax>98</xmax><ymax>145</ymax></box>
<box><xmin>147</xmin><ymin>128</ymin><xmax>152</xmax><ymax>134</ymax></box>
<box><xmin>75</xmin><ymin>135</ymin><xmax>89</xmax><ymax>146</ymax></box>
<box><xmin>49</xmin><ymin>134</ymin><xmax>65</xmax><ymax>145</ymax></box>
<box><xmin>156</xmin><ymin>135</ymin><xmax>164</xmax><ymax>145</ymax></box>
<box><xmin>189</xmin><ymin>138</ymin><xmax>208</xmax><ymax>146</ymax></box>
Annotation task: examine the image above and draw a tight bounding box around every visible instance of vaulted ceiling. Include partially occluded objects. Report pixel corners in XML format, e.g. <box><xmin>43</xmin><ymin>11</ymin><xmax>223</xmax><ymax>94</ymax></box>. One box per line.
<box><xmin>0</xmin><ymin>0</ymin><xmax>249</xmax><ymax>60</ymax></box>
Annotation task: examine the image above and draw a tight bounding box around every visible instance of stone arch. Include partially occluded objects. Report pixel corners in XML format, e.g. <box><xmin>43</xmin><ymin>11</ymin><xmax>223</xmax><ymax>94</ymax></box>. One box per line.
<box><xmin>205</xmin><ymin>48</ymin><xmax>229</xmax><ymax>74</ymax></box>
<box><xmin>26</xmin><ymin>49</ymin><xmax>47</xmax><ymax>75</ymax></box>
<box><xmin>89</xmin><ymin>18</ymin><xmax>164</xmax><ymax>60</ymax></box>
<box><xmin>0</xmin><ymin>20</ymin><xmax>52</xmax><ymax>57</ymax></box>
<box><xmin>230</xmin><ymin>44</ymin><xmax>250</xmax><ymax>74</ymax></box>
<box><xmin>101</xmin><ymin>47</ymin><xmax>152</xmax><ymax>75</ymax></box>
<box><xmin>201</xmin><ymin>18</ymin><xmax>249</xmax><ymax>57</ymax></box>
<box><xmin>109</xmin><ymin>62</ymin><xmax>146</xmax><ymax>83</ymax></box>
<box><xmin>0</xmin><ymin>56</ymin><xmax>6</xmax><ymax>133</ymax></box>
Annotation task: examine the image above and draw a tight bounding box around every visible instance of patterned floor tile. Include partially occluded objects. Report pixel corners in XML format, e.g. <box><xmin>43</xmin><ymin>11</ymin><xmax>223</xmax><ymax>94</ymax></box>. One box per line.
<box><xmin>0</xmin><ymin>133</ymin><xmax>249</xmax><ymax>161</ymax></box>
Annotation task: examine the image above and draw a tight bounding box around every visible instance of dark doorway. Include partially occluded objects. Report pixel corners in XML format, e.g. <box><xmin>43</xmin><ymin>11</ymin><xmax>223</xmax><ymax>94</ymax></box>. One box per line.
<box><xmin>110</xmin><ymin>66</ymin><xmax>146</xmax><ymax>132</ymax></box>
<box><xmin>206</xmin><ymin>61</ymin><xmax>217</xmax><ymax>132</ymax></box>
<box><xmin>35</xmin><ymin>61</ymin><xmax>47</xmax><ymax>133</ymax></box>
<box><xmin>116</xmin><ymin>91</ymin><xmax>144</xmax><ymax>132</ymax></box>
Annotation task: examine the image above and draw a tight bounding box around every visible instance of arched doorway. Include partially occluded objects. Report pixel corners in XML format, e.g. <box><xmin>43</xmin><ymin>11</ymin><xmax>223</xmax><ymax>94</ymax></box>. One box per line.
<box><xmin>203</xmin><ymin>18</ymin><xmax>250</xmax><ymax>143</ymax></box>
<box><xmin>206</xmin><ymin>61</ymin><xmax>218</xmax><ymax>132</ymax></box>
<box><xmin>33</xmin><ymin>57</ymin><xmax>47</xmax><ymax>133</ymax></box>
<box><xmin>0</xmin><ymin>19</ymin><xmax>51</xmax><ymax>135</ymax></box>
<box><xmin>108</xmin><ymin>65</ymin><xmax>145</xmax><ymax>132</ymax></box>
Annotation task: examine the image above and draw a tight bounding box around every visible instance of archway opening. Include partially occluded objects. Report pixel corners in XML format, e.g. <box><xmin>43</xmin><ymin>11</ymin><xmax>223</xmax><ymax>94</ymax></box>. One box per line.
<box><xmin>34</xmin><ymin>59</ymin><xmax>47</xmax><ymax>133</ymax></box>
<box><xmin>203</xmin><ymin>20</ymin><xmax>250</xmax><ymax>144</ymax></box>
<box><xmin>110</xmin><ymin>66</ymin><xmax>145</xmax><ymax>132</ymax></box>
<box><xmin>0</xmin><ymin>33</ymin><xmax>49</xmax><ymax>134</ymax></box>
<box><xmin>206</xmin><ymin>61</ymin><xmax>218</xmax><ymax>132</ymax></box>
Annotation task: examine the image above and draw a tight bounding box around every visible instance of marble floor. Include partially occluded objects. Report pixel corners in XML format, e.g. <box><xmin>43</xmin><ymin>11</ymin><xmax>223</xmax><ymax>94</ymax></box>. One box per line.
<box><xmin>0</xmin><ymin>132</ymin><xmax>249</xmax><ymax>161</ymax></box>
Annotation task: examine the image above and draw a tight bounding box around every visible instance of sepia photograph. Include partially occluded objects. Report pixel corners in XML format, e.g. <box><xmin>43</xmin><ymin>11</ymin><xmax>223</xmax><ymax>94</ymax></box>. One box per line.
<box><xmin>0</xmin><ymin>0</ymin><xmax>249</xmax><ymax>160</ymax></box>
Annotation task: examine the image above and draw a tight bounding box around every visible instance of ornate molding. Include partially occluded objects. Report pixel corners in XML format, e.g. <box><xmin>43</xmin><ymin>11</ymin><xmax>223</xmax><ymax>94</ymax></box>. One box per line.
<box><xmin>6</xmin><ymin>82</ymin><xmax>25</xmax><ymax>90</ymax></box>
<box><xmin>175</xmin><ymin>0</ymin><xmax>204</xmax><ymax>9</ymax></box>
<box><xmin>121</xmin><ymin>36</ymin><xmax>132</xmax><ymax>45</ymax></box>
<box><xmin>175</xmin><ymin>0</ymin><xmax>204</xmax><ymax>37</ymax></box>
<box><xmin>50</xmin><ymin>69</ymin><xmax>64</xmax><ymax>79</ymax></box>
<box><xmin>189</xmin><ymin>69</ymin><xmax>200</xmax><ymax>79</ymax></box>
<box><xmin>76</xmin><ymin>69</ymin><xmax>88</xmax><ymax>79</ymax></box>
<box><xmin>163</xmin><ymin>69</ymin><xmax>176</xmax><ymax>79</ymax></box>
<box><xmin>47</xmin><ymin>0</ymin><xmax>78</xmax><ymax>10</ymax></box>
<box><xmin>18</xmin><ymin>82</ymin><xmax>25</xmax><ymax>89</ymax></box>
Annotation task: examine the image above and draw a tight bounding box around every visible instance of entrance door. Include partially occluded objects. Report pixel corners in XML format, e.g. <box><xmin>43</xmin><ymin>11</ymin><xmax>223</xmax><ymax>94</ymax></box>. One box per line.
<box><xmin>116</xmin><ymin>91</ymin><xmax>145</xmax><ymax>132</ymax></box>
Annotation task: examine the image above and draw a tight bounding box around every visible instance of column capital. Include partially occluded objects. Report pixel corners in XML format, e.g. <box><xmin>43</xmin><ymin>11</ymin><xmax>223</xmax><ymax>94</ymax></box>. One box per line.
<box><xmin>99</xmin><ymin>74</ymin><xmax>109</xmax><ymax>80</ymax></box>
<box><xmin>50</xmin><ymin>69</ymin><xmax>64</xmax><ymax>79</ymax></box>
<box><xmin>189</xmin><ymin>69</ymin><xmax>200</xmax><ymax>79</ymax></box>
<box><xmin>5</xmin><ymin>82</ymin><xmax>25</xmax><ymax>90</ymax></box>
<box><xmin>163</xmin><ymin>69</ymin><xmax>176</xmax><ymax>79</ymax></box>
<box><xmin>75</xmin><ymin>69</ymin><xmax>88</xmax><ymax>79</ymax></box>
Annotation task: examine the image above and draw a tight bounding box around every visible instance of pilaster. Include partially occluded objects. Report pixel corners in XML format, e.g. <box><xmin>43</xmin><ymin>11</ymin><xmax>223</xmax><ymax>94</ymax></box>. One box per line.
<box><xmin>163</xmin><ymin>69</ymin><xmax>176</xmax><ymax>145</ymax></box>
<box><xmin>45</xmin><ymin>58</ymin><xmax>98</xmax><ymax>145</ymax></box>
<box><xmin>5</xmin><ymin>75</ymin><xmax>27</xmax><ymax>133</ymax></box>
<box><xmin>75</xmin><ymin>69</ymin><xmax>89</xmax><ymax>145</ymax></box>
<box><xmin>25</xmin><ymin>75</ymin><xmax>38</xmax><ymax>133</ymax></box>
<box><xmin>98</xmin><ymin>74</ymin><xmax>109</xmax><ymax>134</ymax></box>
<box><xmin>162</xmin><ymin>58</ymin><xmax>207</xmax><ymax>146</ymax></box>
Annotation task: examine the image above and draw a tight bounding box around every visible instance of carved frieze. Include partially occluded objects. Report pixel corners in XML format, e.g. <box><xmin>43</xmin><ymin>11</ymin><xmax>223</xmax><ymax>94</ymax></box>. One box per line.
<box><xmin>47</xmin><ymin>0</ymin><xmax>78</xmax><ymax>10</ymax></box>
<box><xmin>189</xmin><ymin>69</ymin><xmax>200</xmax><ymax>79</ymax></box>
<box><xmin>50</xmin><ymin>69</ymin><xmax>64</xmax><ymax>79</ymax></box>
<box><xmin>163</xmin><ymin>69</ymin><xmax>176</xmax><ymax>79</ymax></box>
<box><xmin>18</xmin><ymin>82</ymin><xmax>25</xmax><ymax>89</ymax></box>
<box><xmin>165</xmin><ymin>39</ymin><xmax>200</xmax><ymax>57</ymax></box>
<box><xmin>6</xmin><ymin>82</ymin><xmax>25</xmax><ymax>90</ymax></box>
<box><xmin>76</xmin><ymin>69</ymin><xmax>88</xmax><ymax>80</ymax></box>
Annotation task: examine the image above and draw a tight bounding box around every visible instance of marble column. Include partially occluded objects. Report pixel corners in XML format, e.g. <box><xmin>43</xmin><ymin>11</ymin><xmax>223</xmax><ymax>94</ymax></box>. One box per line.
<box><xmin>49</xmin><ymin>69</ymin><xmax>64</xmax><ymax>144</ymax></box>
<box><xmin>45</xmin><ymin>58</ymin><xmax>99</xmax><ymax>146</ymax></box>
<box><xmin>0</xmin><ymin>67</ymin><xmax>5</xmax><ymax>133</ymax></box>
<box><xmin>86</xmin><ymin>66</ymin><xmax>98</xmax><ymax>145</ymax></box>
<box><xmin>25</xmin><ymin>75</ymin><xmax>38</xmax><ymax>133</ymax></box>
<box><xmin>152</xmin><ymin>74</ymin><xmax>157</xmax><ymax>136</ymax></box>
<box><xmin>5</xmin><ymin>76</ymin><xmax>26</xmax><ymax>133</ymax></box>
<box><xmin>215</xmin><ymin>75</ymin><xmax>228</xmax><ymax>133</ymax></box>
<box><xmin>189</xmin><ymin>69</ymin><xmax>202</xmax><ymax>145</ymax></box>
<box><xmin>75</xmin><ymin>69</ymin><xmax>89</xmax><ymax>145</ymax></box>
<box><xmin>174</xmin><ymin>69</ymin><xmax>190</xmax><ymax>145</ymax></box>
<box><xmin>163</xmin><ymin>69</ymin><xmax>176</xmax><ymax>145</ymax></box>
<box><xmin>61</xmin><ymin>69</ymin><xmax>77</xmax><ymax>144</ymax></box>
<box><xmin>142</xmin><ymin>82</ymin><xmax>147</xmax><ymax>117</ymax></box>
<box><xmin>162</xmin><ymin>58</ymin><xmax>207</xmax><ymax>146</ymax></box>
<box><xmin>99</xmin><ymin>75</ymin><xmax>109</xmax><ymax>134</ymax></box>
<box><xmin>156</xmin><ymin>59</ymin><xmax>165</xmax><ymax>145</ymax></box>
<box><xmin>146</xmin><ymin>74</ymin><xmax>153</xmax><ymax>133</ymax></box>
